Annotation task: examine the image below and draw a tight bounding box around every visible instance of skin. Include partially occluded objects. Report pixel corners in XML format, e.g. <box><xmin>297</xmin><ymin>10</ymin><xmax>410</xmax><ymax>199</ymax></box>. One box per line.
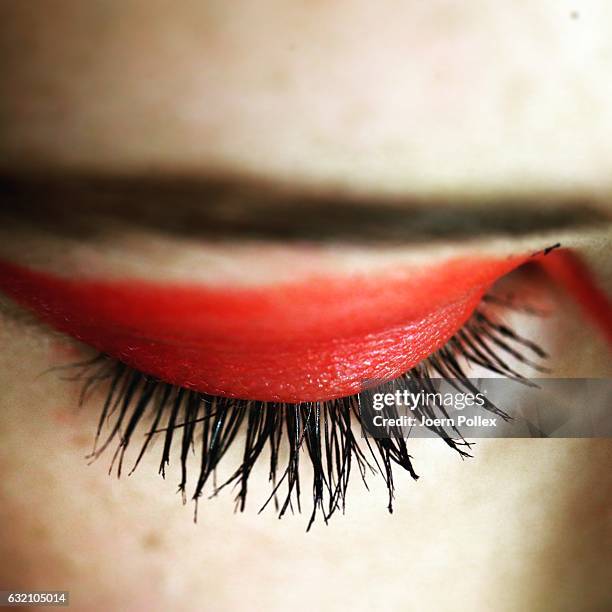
<box><xmin>1</xmin><ymin>2</ymin><xmax>612</xmax><ymax>611</ymax></box>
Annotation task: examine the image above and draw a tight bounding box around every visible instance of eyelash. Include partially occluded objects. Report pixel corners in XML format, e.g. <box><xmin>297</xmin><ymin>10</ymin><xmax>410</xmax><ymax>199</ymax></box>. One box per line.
<box><xmin>61</xmin><ymin>294</ymin><xmax>547</xmax><ymax>530</ymax></box>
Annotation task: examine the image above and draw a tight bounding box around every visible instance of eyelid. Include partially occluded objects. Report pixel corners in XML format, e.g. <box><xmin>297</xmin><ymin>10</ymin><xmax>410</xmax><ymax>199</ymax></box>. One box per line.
<box><xmin>539</xmin><ymin>249</ymin><xmax>612</xmax><ymax>345</ymax></box>
<box><xmin>0</xmin><ymin>252</ymin><xmax>534</xmax><ymax>402</ymax></box>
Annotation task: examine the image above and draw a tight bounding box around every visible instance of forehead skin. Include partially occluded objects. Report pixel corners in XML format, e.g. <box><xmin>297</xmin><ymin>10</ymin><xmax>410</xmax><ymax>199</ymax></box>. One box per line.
<box><xmin>1</xmin><ymin>1</ymin><xmax>612</xmax><ymax>198</ymax></box>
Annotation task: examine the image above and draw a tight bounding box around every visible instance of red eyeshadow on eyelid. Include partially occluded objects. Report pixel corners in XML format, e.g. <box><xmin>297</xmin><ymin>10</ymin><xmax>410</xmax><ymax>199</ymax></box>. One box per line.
<box><xmin>0</xmin><ymin>255</ymin><xmax>531</xmax><ymax>402</ymax></box>
<box><xmin>540</xmin><ymin>250</ymin><xmax>612</xmax><ymax>345</ymax></box>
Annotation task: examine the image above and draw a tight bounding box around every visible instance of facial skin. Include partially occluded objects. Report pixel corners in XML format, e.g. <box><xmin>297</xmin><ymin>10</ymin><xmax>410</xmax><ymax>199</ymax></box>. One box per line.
<box><xmin>2</xmin><ymin>1</ymin><xmax>612</xmax><ymax>197</ymax></box>
<box><xmin>1</xmin><ymin>2</ymin><xmax>612</xmax><ymax>612</ymax></box>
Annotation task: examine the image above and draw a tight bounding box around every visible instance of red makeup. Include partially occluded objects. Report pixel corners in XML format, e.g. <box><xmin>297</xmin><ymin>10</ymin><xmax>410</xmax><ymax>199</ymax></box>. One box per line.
<box><xmin>540</xmin><ymin>250</ymin><xmax>612</xmax><ymax>345</ymax></box>
<box><xmin>0</xmin><ymin>253</ymin><xmax>532</xmax><ymax>401</ymax></box>
<box><xmin>5</xmin><ymin>247</ymin><xmax>609</xmax><ymax>402</ymax></box>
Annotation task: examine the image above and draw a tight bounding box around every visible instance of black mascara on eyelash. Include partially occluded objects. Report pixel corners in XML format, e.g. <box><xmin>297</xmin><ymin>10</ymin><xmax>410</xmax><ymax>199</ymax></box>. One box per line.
<box><xmin>59</xmin><ymin>294</ymin><xmax>549</xmax><ymax>531</ymax></box>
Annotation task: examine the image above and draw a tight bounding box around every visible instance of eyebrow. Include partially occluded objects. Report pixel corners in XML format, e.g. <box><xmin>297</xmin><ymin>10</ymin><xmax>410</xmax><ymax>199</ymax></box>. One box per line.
<box><xmin>1</xmin><ymin>173</ymin><xmax>608</xmax><ymax>244</ymax></box>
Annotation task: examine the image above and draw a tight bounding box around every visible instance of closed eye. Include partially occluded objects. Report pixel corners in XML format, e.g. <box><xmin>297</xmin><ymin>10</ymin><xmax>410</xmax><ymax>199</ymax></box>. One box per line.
<box><xmin>0</xmin><ymin>176</ymin><xmax>610</xmax><ymax>527</ymax></box>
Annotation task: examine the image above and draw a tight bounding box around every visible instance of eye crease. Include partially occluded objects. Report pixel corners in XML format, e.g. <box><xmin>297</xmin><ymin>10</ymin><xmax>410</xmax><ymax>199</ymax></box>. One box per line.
<box><xmin>1</xmin><ymin>173</ymin><xmax>608</xmax><ymax>243</ymax></box>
